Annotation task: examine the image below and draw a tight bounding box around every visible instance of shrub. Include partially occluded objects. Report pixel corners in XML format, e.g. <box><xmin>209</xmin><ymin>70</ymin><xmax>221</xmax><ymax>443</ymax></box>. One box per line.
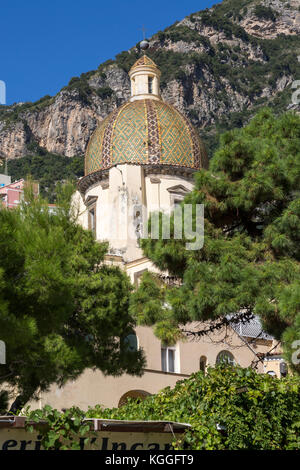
<box><xmin>254</xmin><ymin>4</ymin><xmax>278</xmax><ymax>22</ymax></box>
<box><xmin>24</xmin><ymin>366</ymin><xmax>300</xmax><ymax>450</ymax></box>
<box><xmin>96</xmin><ymin>87</ymin><xmax>114</xmax><ymax>99</ymax></box>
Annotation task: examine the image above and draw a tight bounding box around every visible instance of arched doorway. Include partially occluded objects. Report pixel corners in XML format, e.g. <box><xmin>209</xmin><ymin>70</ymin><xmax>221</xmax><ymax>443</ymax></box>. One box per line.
<box><xmin>118</xmin><ymin>390</ymin><xmax>151</xmax><ymax>407</ymax></box>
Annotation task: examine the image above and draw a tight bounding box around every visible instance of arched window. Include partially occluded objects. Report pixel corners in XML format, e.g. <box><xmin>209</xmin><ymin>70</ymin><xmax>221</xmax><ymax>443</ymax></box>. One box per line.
<box><xmin>280</xmin><ymin>362</ymin><xmax>288</xmax><ymax>378</ymax></box>
<box><xmin>148</xmin><ymin>76</ymin><xmax>153</xmax><ymax>94</ymax></box>
<box><xmin>216</xmin><ymin>350</ymin><xmax>235</xmax><ymax>366</ymax></box>
<box><xmin>123</xmin><ymin>333</ymin><xmax>138</xmax><ymax>353</ymax></box>
<box><xmin>85</xmin><ymin>195</ymin><xmax>98</xmax><ymax>236</ymax></box>
<box><xmin>199</xmin><ymin>356</ymin><xmax>207</xmax><ymax>375</ymax></box>
<box><xmin>267</xmin><ymin>370</ymin><xmax>277</xmax><ymax>378</ymax></box>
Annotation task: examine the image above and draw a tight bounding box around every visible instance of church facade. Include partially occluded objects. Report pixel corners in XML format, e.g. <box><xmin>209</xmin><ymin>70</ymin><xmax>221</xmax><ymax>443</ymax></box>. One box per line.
<box><xmin>38</xmin><ymin>56</ymin><xmax>283</xmax><ymax>410</ymax></box>
<box><xmin>74</xmin><ymin>55</ymin><xmax>208</xmax><ymax>281</ymax></box>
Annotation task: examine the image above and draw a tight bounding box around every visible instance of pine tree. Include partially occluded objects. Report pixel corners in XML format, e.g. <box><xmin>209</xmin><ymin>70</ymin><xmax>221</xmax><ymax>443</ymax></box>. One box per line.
<box><xmin>131</xmin><ymin>109</ymin><xmax>300</xmax><ymax>373</ymax></box>
<box><xmin>0</xmin><ymin>183</ymin><xmax>145</xmax><ymax>412</ymax></box>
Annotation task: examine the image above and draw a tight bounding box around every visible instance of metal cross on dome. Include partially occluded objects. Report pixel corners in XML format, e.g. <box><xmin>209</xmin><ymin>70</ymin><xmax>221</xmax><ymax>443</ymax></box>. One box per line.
<box><xmin>139</xmin><ymin>25</ymin><xmax>149</xmax><ymax>52</ymax></box>
<box><xmin>141</xmin><ymin>25</ymin><xmax>147</xmax><ymax>40</ymax></box>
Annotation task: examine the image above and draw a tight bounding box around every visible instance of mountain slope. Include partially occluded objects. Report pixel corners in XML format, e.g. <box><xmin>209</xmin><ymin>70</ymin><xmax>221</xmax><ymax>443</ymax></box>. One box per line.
<box><xmin>0</xmin><ymin>0</ymin><xmax>299</xmax><ymax>168</ymax></box>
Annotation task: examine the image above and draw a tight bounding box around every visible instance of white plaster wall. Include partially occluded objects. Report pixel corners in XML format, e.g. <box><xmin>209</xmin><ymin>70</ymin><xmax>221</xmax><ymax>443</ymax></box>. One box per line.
<box><xmin>72</xmin><ymin>189</ymin><xmax>88</xmax><ymax>230</ymax></box>
<box><xmin>76</xmin><ymin>165</ymin><xmax>194</xmax><ymax>264</ymax></box>
<box><xmin>145</xmin><ymin>174</ymin><xmax>194</xmax><ymax>214</ymax></box>
<box><xmin>75</xmin><ymin>166</ymin><xmax>194</xmax><ymax>263</ymax></box>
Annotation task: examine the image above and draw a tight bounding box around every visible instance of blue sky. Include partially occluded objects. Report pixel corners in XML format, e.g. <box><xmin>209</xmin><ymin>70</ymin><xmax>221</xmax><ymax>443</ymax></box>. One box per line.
<box><xmin>1</xmin><ymin>0</ymin><xmax>222</xmax><ymax>105</ymax></box>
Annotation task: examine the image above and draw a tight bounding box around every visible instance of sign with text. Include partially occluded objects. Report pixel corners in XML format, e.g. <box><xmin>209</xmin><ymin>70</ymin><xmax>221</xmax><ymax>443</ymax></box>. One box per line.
<box><xmin>0</xmin><ymin>428</ymin><xmax>182</xmax><ymax>451</ymax></box>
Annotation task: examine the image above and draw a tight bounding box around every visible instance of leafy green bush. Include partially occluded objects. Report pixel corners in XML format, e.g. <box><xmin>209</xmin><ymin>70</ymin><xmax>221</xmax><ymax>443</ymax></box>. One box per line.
<box><xmin>200</xmin><ymin>10</ymin><xmax>249</xmax><ymax>41</ymax></box>
<box><xmin>26</xmin><ymin>406</ymin><xmax>94</xmax><ymax>450</ymax></box>
<box><xmin>88</xmin><ymin>366</ymin><xmax>300</xmax><ymax>450</ymax></box>
<box><xmin>65</xmin><ymin>77</ymin><xmax>93</xmax><ymax>104</ymax></box>
<box><xmin>156</xmin><ymin>25</ymin><xmax>212</xmax><ymax>51</ymax></box>
<box><xmin>25</xmin><ymin>366</ymin><xmax>300</xmax><ymax>450</ymax></box>
<box><xmin>254</xmin><ymin>4</ymin><xmax>278</xmax><ymax>22</ymax></box>
<box><xmin>96</xmin><ymin>87</ymin><xmax>114</xmax><ymax>99</ymax></box>
<box><xmin>213</xmin><ymin>0</ymin><xmax>254</xmax><ymax>18</ymax></box>
<box><xmin>115</xmin><ymin>50</ymin><xmax>140</xmax><ymax>72</ymax></box>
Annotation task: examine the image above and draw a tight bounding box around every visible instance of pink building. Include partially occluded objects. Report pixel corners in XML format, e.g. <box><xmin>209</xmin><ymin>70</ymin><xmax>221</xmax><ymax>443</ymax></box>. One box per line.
<box><xmin>0</xmin><ymin>179</ymin><xmax>25</xmax><ymax>209</ymax></box>
<box><xmin>0</xmin><ymin>177</ymin><xmax>40</xmax><ymax>209</ymax></box>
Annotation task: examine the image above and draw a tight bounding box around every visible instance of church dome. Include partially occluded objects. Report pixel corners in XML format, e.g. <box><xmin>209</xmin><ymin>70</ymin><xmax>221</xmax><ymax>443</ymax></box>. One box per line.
<box><xmin>84</xmin><ymin>56</ymin><xmax>208</xmax><ymax>178</ymax></box>
<box><xmin>85</xmin><ymin>99</ymin><xmax>208</xmax><ymax>175</ymax></box>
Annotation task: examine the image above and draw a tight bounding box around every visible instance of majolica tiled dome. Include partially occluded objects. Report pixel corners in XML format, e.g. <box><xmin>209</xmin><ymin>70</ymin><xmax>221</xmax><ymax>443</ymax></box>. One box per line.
<box><xmin>84</xmin><ymin>57</ymin><xmax>208</xmax><ymax>176</ymax></box>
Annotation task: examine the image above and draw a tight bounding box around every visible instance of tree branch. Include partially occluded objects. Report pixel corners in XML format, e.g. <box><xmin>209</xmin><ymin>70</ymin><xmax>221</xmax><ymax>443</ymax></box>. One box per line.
<box><xmin>181</xmin><ymin>310</ymin><xmax>255</xmax><ymax>338</ymax></box>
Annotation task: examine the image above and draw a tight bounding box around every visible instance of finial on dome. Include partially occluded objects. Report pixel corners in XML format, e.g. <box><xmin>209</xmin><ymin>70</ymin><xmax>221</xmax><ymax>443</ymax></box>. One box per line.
<box><xmin>140</xmin><ymin>39</ymin><xmax>149</xmax><ymax>51</ymax></box>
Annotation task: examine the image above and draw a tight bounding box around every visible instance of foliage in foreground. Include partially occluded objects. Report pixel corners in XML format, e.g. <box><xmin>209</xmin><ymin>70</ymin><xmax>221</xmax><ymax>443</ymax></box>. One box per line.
<box><xmin>0</xmin><ymin>184</ymin><xmax>144</xmax><ymax>411</ymax></box>
<box><xmin>131</xmin><ymin>109</ymin><xmax>300</xmax><ymax>373</ymax></box>
<box><xmin>25</xmin><ymin>366</ymin><xmax>300</xmax><ymax>450</ymax></box>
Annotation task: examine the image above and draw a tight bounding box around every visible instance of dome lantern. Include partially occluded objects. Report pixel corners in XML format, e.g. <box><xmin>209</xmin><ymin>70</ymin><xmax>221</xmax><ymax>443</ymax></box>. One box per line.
<box><xmin>129</xmin><ymin>55</ymin><xmax>161</xmax><ymax>102</ymax></box>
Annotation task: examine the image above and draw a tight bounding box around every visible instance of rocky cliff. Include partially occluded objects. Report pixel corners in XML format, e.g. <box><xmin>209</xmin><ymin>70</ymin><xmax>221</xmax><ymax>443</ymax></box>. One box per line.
<box><xmin>0</xmin><ymin>0</ymin><xmax>300</xmax><ymax>162</ymax></box>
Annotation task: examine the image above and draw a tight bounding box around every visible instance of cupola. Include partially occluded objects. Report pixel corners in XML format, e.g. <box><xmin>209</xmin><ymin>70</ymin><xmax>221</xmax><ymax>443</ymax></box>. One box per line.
<box><xmin>129</xmin><ymin>56</ymin><xmax>161</xmax><ymax>102</ymax></box>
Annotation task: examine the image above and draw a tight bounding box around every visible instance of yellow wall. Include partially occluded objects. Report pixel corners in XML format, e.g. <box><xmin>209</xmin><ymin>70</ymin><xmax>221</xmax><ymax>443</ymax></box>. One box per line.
<box><xmin>36</xmin><ymin>325</ymin><xmax>273</xmax><ymax>410</ymax></box>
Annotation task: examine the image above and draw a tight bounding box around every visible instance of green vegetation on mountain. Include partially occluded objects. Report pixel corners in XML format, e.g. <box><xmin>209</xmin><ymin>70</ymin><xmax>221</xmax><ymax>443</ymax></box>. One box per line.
<box><xmin>254</xmin><ymin>4</ymin><xmax>278</xmax><ymax>21</ymax></box>
<box><xmin>0</xmin><ymin>95</ymin><xmax>54</xmax><ymax>128</ymax></box>
<box><xmin>0</xmin><ymin>147</ymin><xmax>84</xmax><ymax>202</ymax></box>
<box><xmin>0</xmin><ymin>0</ymin><xmax>299</xmax><ymax>195</ymax></box>
<box><xmin>63</xmin><ymin>76</ymin><xmax>114</xmax><ymax>104</ymax></box>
